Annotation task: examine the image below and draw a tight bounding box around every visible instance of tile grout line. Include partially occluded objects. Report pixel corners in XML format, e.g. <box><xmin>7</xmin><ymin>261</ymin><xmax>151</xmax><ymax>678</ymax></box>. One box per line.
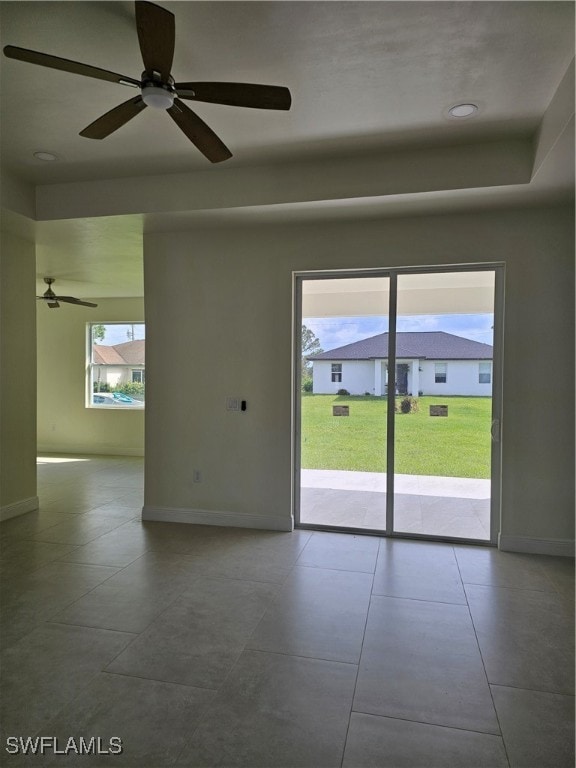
<box><xmin>45</xmin><ymin>621</ymin><xmax>139</xmax><ymax>639</ymax></box>
<box><xmin>453</xmin><ymin>546</ymin><xmax>512</xmax><ymax>768</ymax></box>
<box><xmin>243</xmin><ymin>646</ymin><xmax>361</xmax><ymax>667</ymax></box>
<box><xmin>350</xmin><ymin>707</ymin><xmax>506</xmax><ymax>739</ymax></box>
<box><xmin>101</xmin><ymin>668</ymin><xmax>221</xmax><ymax>692</ymax></box>
<box><xmin>369</xmin><ymin>590</ymin><xmax>468</xmax><ymax>606</ymax></box>
<box><xmin>489</xmin><ymin>681</ymin><xmax>576</xmax><ymax>698</ymax></box>
<box><xmin>19</xmin><ymin>514</ymin><xmax>137</xmax><ymax>548</ymax></box>
<box><xmin>338</xmin><ymin>556</ymin><xmax>377</xmax><ymax>768</ymax></box>
<box><xmin>45</xmin><ymin>572</ymin><xmax>192</xmax><ymax>638</ymax></box>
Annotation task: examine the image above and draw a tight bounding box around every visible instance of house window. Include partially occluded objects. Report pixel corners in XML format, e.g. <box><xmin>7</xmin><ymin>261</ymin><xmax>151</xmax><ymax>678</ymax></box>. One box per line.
<box><xmin>88</xmin><ymin>323</ymin><xmax>145</xmax><ymax>408</ymax></box>
<box><xmin>479</xmin><ymin>362</ymin><xmax>491</xmax><ymax>384</ymax></box>
<box><xmin>434</xmin><ymin>362</ymin><xmax>447</xmax><ymax>383</ymax></box>
<box><xmin>331</xmin><ymin>363</ymin><xmax>342</xmax><ymax>383</ymax></box>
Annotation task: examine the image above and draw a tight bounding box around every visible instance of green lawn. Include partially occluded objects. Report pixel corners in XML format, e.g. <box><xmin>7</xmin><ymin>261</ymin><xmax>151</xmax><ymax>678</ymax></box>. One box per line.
<box><xmin>300</xmin><ymin>395</ymin><xmax>492</xmax><ymax>478</ymax></box>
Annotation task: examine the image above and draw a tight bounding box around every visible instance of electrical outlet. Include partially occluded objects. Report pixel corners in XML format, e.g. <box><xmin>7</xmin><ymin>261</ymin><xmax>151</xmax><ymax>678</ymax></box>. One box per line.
<box><xmin>193</xmin><ymin>470</ymin><xmax>202</xmax><ymax>483</ymax></box>
<box><xmin>226</xmin><ymin>397</ymin><xmax>241</xmax><ymax>411</ymax></box>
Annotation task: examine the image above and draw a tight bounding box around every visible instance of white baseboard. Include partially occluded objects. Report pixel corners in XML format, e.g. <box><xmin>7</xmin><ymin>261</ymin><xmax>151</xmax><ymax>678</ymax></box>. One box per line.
<box><xmin>142</xmin><ymin>505</ymin><xmax>294</xmax><ymax>532</ymax></box>
<box><xmin>498</xmin><ymin>534</ymin><xmax>575</xmax><ymax>557</ymax></box>
<box><xmin>0</xmin><ymin>496</ymin><xmax>39</xmax><ymax>522</ymax></box>
<box><xmin>37</xmin><ymin>445</ymin><xmax>144</xmax><ymax>457</ymax></box>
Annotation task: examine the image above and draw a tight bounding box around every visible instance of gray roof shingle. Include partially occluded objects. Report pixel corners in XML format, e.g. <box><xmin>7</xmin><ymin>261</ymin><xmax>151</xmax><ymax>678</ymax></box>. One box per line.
<box><xmin>308</xmin><ymin>331</ymin><xmax>492</xmax><ymax>361</ymax></box>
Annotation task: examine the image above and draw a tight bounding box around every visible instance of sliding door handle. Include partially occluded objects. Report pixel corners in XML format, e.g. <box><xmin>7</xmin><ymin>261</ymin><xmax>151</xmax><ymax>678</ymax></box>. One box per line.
<box><xmin>491</xmin><ymin>419</ymin><xmax>500</xmax><ymax>443</ymax></box>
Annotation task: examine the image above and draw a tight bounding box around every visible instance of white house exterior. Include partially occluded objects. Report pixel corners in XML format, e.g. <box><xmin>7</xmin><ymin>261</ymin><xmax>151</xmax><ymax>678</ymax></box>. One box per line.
<box><xmin>92</xmin><ymin>340</ymin><xmax>145</xmax><ymax>389</ymax></box>
<box><xmin>309</xmin><ymin>331</ymin><xmax>492</xmax><ymax>397</ymax></box>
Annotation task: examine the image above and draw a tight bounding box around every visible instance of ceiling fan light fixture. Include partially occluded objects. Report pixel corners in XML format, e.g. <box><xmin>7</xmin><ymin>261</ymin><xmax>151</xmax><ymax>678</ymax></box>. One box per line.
<box><xmin>141</xmin><ymin>84</ymin><xmax>175</xmax><ymax>110</ymax></box>
<box><xmin>448</xmin><ymin>103</ymin><xmax>478</xmax><ymax>118</ymax></box>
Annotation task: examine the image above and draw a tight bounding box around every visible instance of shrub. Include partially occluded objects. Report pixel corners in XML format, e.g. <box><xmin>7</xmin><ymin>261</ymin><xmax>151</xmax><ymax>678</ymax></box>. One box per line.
<box><xmin>302</xmin><ymin>376</ymin><xmax>313</xmax><ymax>392</ymax></box>
<box><xmin>114</xmin><ymin>381</ymin><xmax>145</xmax><ymax>398</ymax></box>
<box><xmin>396</xmin><ymin>396</ymin><xmax>419</xmax><ymax>414</ymax></box>
<box><xmin>93</xmin><ymin>382</ymin><xmax>110</xmax><ymax>392</ymax></box>
<box><xmin>337</xmin><ymin>388</ymin><xmax>350</xmax><ymax>396</ymax></box>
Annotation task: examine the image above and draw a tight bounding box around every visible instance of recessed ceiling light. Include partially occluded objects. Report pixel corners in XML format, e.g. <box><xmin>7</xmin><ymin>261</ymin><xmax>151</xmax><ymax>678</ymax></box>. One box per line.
<box><xmin>448</xmin><ymin>103</ymin><xmax>479</xmax><ymax>118</ymax></box>
<box><xmin>33</xmin><ymin>151</ymin><xmax>59</xmax><ymax>161</ymax></box>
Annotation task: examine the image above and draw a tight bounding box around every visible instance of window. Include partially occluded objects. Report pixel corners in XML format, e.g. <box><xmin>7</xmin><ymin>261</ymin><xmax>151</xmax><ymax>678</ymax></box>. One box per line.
<box><xmin>434</xmin><ymin>362</ymin><xmax>447</xmax><ymax>383</ymax></box>
<box><xmin>479</xmin><ymin>362</ymin><xmax>491</xmax><ymax>384</ymax></box>
<box><xmin>331</xmin><ymin>363</ymin><xmax>342</xmax><ymax>383</ymax></box>
<box><xmin>88</xmin><ymin>323</ymin><xmax>145</xmax><ymax>408</ymax></box>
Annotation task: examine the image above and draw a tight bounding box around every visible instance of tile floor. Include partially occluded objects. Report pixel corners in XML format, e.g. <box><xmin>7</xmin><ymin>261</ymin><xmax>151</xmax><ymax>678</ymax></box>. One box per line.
<box><xmin>0</xmin><ymin>455</ymin><xmax>574</xmax><ymax>767</ymax></box>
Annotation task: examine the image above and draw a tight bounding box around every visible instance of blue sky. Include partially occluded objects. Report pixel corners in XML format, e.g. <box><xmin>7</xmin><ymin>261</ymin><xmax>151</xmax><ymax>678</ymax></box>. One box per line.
<box><xmin>97</xmin><ymin>317</ymin><xmax>493</xmax><ymax>351</ymax></box>
<box><xmin>304</xmin><ymin>314</ymin><xmax>494</xmax><ymax>352</ymax></box>
<box><xmin>96</xmin><ymin>323</ymin><xmax>145</xmax><ymax>345</ymax></box>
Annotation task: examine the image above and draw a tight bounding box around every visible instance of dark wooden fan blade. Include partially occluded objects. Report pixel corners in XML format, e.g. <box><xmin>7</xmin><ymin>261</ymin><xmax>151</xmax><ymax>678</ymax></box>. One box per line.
<box><xmin>167</xmin><ymin>98</ymin><xmax>232</xmax><ymax>163</ymax></box>
<box><xmin>176</xmin><ymin>82</ymin><xmax>292</xmax><ymax>110</ymax></box>
<box><xmin>135</xmin><ymin>1</ymin><xmax>175</xmax><ymax>80</ymax></box>
<box><xmin>47</xmin><ymin>301</ymin><xmax>60</xmax><ymax>309</ymax></box>
<box><xmin>80</xmin><ymin>97</ymin><xmax>147</xmax><ymax>139</ymax></box>
<box><xmin>57</xmin><ymin>297</ymin><xmax>99</xmax><ymax>308</ymax></box>
<box><xmin>3</xmin><ymin>46</ymin><xmax>140</xmax><ymax>87</ymax></box>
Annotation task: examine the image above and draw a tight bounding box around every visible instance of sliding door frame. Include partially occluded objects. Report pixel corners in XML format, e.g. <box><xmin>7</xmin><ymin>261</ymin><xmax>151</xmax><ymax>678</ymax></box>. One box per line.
<box><xmin>293</xmin><ymin>263</ymin><xmax>504</xmax><ymax>546</ymax></box>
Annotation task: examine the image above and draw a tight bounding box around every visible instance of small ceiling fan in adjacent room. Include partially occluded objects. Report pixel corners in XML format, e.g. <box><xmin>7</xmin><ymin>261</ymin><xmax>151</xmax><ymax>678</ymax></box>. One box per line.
<box><xmin>37</xmin><ymin>278</ymin><xmax>98</xmax><ymax>309</ymax></box>
<box><xmin>3</xmin><ymin>1</ymin><xmax>292</xmax><ymax>163</ymax></box>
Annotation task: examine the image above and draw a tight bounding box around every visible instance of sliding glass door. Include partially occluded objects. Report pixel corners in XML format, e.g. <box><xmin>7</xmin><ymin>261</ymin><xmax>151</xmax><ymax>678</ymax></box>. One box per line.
<box><xmin>294</xmin><ymin>265</ymin><xmax>503</xmax><ymax>544</ymax></box>
<box><xmin>297</xmin><ymin>275</ymin><xmax>390</xmax><ymax>531</ymax></box>
<box><xmin>391</xmin><ymin>270</ymin><xmax>498</xmax><ymax>541</ymax></box>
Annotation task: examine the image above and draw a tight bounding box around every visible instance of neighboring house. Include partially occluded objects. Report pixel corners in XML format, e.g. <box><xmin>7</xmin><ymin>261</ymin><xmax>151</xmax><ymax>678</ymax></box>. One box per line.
<box><xmin>308</xmin><ymin>331</ymin><xmax>493</xmax><ymax>396</ymax></box>
<box><xmin>92</xmin><ymin>340</ymin><xmax>145</xmax><ymax>390</ymax></box>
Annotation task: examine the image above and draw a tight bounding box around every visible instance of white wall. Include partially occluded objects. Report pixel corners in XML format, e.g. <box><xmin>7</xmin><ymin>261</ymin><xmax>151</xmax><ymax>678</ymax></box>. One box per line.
<box><xmin>37</xmin><ymin>298</ymin><xmax>145</xmax><ymax>456</ymax></box>
<box><xmin>93</xmin><ymin>365</ymin><xmax>145</xmax><ymax>389</ymax></box>
<box><xmin>312</xmin><ymin>360</ymin><xmax>375</xmax><ymax>395</ymax></box>
<box><xmin>313</xmin><ymin>359</ymin><xmax>492</xmax><ymax>396</ymax></box>
<box><xmin>0</xmin><ymin>230</ymin><xmax>38</xmax><ymax>519</ymax></box>
<box><xmin>95</xmin><ymin>365</ymin><xmax>125</xmax><ymax>389</ymax></box>
<box><xmin>143</xmin><ymin>205</ymin><xmax>574</xmax><ymax>551</ymax></box>
<box><xmin>419</xmin><ymin>360</ymin><xmax>492</xmax><ymax>397</ymax></box>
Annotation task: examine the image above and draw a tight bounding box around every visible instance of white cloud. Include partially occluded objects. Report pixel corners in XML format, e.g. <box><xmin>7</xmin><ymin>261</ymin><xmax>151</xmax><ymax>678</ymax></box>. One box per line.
<box><xmin>305</xmin><ymin>316</ymin><xmax>388</xmax><ymax>351</ymax></box>
<box><xmin>304</xmin><ymin>313</ymin><xmax>494</xmax><ymax>351</ymax></box>
<box><xmin>397</xmin><ymin>315</ymin><xmax>440</xmax><ymax>332</ymax></box>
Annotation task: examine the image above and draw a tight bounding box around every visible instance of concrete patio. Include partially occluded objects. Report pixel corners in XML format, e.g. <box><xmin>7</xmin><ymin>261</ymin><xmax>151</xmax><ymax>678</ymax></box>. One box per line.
<box><xmin>300</xmin><ymin>469</ymin><xmax>491</xmax><ymax>540</ymax></box>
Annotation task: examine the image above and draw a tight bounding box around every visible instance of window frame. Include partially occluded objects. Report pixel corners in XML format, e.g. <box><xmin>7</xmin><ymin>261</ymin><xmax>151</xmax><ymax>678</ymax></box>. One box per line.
<box><xmin>86</xmin><ymin>322</ymin><xmax>146</xmax><ymax>410</ymax></box>
<box><xmin>478</xmin><ymin>361</ymin><xmax>492</xmax><ymax>384</ymax></box>
<box><xmin>434</xmin><ymin>362</ymin><xmax>447</xmax><ymax>384</ymax></box>
<box><xmin>331</xmin><ymin>363</ymin><xmax>343</xmax><ymax>383</ymax></box>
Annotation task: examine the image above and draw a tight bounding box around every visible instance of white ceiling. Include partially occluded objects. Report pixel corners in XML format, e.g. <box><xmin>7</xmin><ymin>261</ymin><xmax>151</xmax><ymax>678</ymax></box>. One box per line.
<box><xmin>0</xmin><ymin>1</ymin><xmax>574</xmax><ymax>298</ymax></box>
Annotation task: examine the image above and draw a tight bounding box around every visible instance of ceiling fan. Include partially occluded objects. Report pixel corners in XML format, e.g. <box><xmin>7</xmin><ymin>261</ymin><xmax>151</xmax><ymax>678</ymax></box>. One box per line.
<box><xmin>3</xmin><ymin>1</ymin><xmax>292</xmax><ymax>163</ymax></box>
<box><xmin>37</xmin><ymin>278</ymin><xmax>98</xmax><ymax>309</ymax></box>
